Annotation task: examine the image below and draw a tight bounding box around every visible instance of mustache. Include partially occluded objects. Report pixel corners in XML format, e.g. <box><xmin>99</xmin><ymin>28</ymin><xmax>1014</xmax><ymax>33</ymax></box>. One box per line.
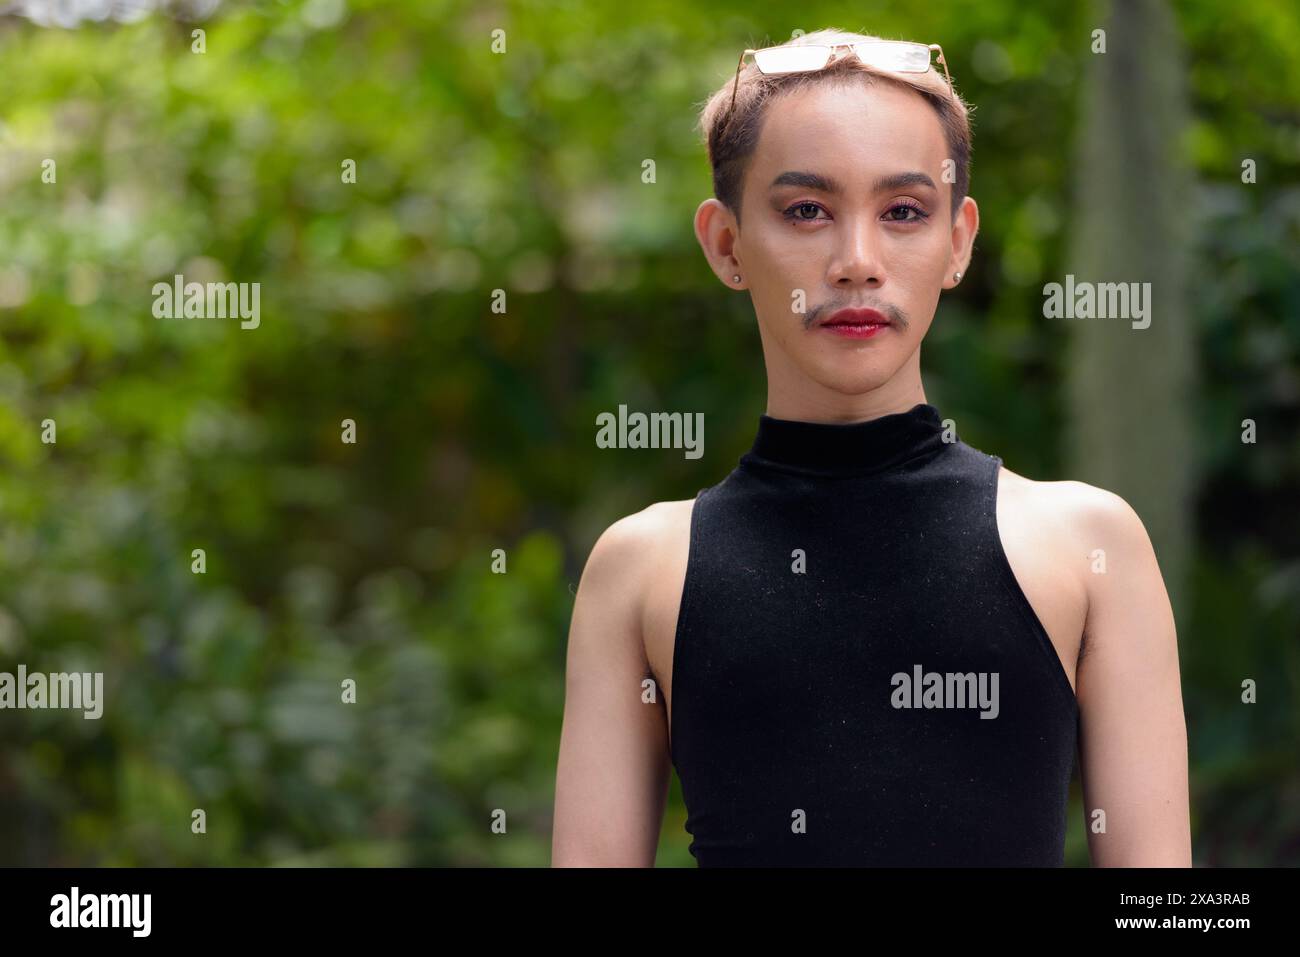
<box><xmin>804</xmin><ymin>300</ymin><xmax>909</xmax><ymax>331</ymax></box>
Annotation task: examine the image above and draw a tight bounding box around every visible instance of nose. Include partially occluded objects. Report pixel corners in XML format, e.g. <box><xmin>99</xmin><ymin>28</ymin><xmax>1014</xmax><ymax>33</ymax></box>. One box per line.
<box><xmin>827</xmin><ymin>214</ymin><xmax>885</xmax><ymax>289</ymax></box>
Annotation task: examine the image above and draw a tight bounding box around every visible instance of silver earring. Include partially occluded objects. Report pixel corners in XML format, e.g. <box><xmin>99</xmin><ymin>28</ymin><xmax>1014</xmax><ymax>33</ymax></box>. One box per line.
<box><xmin>953</xmin><ymin>271</ymin><xmax>963</xmax><ymax>282</ymax></box>
<box><xmin>733</xmin><ymin>274</ymin><xmax>741</xmax><ymax>283</ymax></box>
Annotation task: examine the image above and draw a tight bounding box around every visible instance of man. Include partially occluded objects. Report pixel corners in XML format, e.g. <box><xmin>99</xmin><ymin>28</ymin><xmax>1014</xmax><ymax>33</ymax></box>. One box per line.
<box><xmin>552</xmin><ymin>28</ymin><xmax>1190</xmax><ymax>866</ymax></box>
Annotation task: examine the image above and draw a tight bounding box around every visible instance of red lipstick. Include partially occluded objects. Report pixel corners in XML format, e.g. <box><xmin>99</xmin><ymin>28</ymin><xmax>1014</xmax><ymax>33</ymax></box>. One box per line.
<box><xmin>819</xmin><ymin>307</ymin><xmax>893</xmax><ymax>339</ymax></box>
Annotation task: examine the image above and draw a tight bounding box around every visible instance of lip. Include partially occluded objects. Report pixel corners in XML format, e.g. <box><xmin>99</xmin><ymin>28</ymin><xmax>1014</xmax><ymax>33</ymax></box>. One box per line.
<box><xmin>819</xmin><ymin>307</ymin><xmax>893</xmax><ymax>339</ymax></box>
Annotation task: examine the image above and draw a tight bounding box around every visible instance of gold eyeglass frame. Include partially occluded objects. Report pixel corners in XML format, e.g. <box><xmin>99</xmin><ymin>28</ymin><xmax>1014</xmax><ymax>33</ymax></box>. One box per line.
<box><xmin>727</xmin><ymin>40</ymin><xmax>954</xmax><ymax>117</ymax></box>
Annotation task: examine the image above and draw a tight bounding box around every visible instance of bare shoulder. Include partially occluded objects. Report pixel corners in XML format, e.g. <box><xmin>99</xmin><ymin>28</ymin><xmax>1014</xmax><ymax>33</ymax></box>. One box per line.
<box><xmin>579</xmin><ymin>499</ymin><xmax>696</xmax><ymax>612</ymax></box>
<box><xmin>578</xmin><ymin>499</ymin><xmax>696</xmax><ymax>694</ymax></box>
<box><xmin>998</xmin><ymin>465</ymin><xmax>1149</xmax><ymax>546</ymax></box>
<box><xmin>996</xmin><ymin>464</ymin><xmax>1160</xmax><ymax>645</ymax></box>
<box><xmin>585</xmin><ymin>499</ymin><xmax>695</xmax><ymax>571</ymax></box>
<box><xmin>998</xmin><ymin>465</ymin><xmax>1144</xmax><ymax>538</ymax></box>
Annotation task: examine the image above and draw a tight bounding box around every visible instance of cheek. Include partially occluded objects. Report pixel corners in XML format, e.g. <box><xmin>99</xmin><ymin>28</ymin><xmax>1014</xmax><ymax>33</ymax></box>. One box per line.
<box><xmin>893</xmin><ymin>225</ymin><xmax>950</xmax><ymax>260</ymax></box>
<box><xmin>891</xmin><ymin>234</ymin><xmax>953</xmax><ymax>285</ymax></box>
<box><xmin>745</xmin><ymin>222</ymin><xmax>804</xmax><ymax>268</ymax></box>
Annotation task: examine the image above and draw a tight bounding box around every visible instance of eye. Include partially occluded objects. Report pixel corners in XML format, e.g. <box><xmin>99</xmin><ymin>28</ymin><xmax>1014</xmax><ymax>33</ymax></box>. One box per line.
<box><xmin>884</xmin><ymin>201</ymin><xmax>930</xmax><ymax>223</ymax></box>
<box><xmin>782</xmin><ymin>201</ymin><xmax>827</xmax><ymax>223</ymax></box>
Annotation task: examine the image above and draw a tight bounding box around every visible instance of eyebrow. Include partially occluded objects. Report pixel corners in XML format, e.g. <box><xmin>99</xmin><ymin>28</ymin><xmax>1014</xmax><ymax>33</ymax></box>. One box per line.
<box><xmin>769</xmin><ymin>170</ymin><xmax>938</xmax><ymax>194</ymax></box>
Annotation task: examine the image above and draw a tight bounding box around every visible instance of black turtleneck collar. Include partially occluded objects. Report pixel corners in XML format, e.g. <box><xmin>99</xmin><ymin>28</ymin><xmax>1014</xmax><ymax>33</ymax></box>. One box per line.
<box><xmin>741</xmin><ymin>403</ymin><xmax>947</xmax><ymax>477</ymax></box>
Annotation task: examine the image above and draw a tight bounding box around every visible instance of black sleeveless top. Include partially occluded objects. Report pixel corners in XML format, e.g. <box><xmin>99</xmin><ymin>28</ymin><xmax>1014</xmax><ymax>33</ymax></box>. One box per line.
<box><xmin>668</xmin><ymin>403</ymin><xmax>1079</xmax><ymax>866</ymax></box>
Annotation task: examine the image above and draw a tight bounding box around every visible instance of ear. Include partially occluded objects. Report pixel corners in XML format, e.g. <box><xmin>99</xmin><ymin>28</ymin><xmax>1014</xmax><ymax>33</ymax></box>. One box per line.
<box><xmin>943</xmin><ymin>196</ymin><xmax>979</xmax><ymax>289</ymax></box>
<box><xmin>695</xmin><ymin>198</ymin><xmax>745</xmax><ymax>289</ymax></box>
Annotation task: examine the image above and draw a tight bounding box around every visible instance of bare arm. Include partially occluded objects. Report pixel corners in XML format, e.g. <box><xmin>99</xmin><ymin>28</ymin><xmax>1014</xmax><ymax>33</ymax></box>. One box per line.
<box><xmin>552</xmin><ymin>513</ymin><xmax>672</xmax><ymax>866</ymax></box>
<box><xmin>1075</xmin><ymin>487</ymin><xmax>1192</xmax><ymax>866</ymax></box>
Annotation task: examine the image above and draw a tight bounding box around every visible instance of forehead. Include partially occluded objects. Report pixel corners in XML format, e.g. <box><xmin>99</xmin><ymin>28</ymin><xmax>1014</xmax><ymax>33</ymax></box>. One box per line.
<box><xmin>750</xmin><ymin>79</ymin><xmax>948</xmax><ymax>183</ymax></box>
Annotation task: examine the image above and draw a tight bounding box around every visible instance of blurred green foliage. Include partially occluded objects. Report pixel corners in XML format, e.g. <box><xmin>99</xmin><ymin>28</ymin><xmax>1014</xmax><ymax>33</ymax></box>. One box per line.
<box><xmin>0</xmin><ymin>0</ymin><xmax>1296</xmax><ymax>865</ymax></box>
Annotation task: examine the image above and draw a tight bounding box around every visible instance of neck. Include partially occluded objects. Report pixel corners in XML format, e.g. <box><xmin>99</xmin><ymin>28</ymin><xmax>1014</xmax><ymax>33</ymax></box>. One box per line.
<box><xmin>761</xmin><ymin>344</ymin><xmax>928</xmax><ymax>425</ymax></box>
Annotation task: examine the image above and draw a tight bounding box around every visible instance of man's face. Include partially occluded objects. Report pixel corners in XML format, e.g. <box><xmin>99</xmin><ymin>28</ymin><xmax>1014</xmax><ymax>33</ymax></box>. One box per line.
<box><xmin>731</xmin><ymin>78</ymin><xmax>964</xmax><ymax>399</ymax></box>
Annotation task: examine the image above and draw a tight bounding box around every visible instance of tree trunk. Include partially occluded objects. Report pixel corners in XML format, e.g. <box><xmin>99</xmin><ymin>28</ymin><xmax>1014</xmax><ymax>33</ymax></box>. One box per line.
<box><xmin>1066</xmin><ymin>0</ymin><xmax>1196</xmax><ymax>617</ymax></box>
